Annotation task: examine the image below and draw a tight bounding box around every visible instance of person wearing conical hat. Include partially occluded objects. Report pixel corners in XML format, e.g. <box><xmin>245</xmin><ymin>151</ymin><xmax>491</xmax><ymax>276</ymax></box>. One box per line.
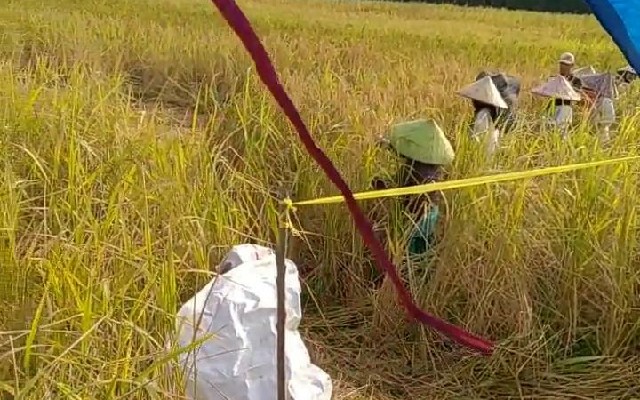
<box><xmin>532</xmin><ymin>75</ymin><xmax>581</xmax><ymax>138</ymax></box>
<box><xmin>371</xmin><ymin>119</ymin><xmax>454</xmax><ymax>262</ymax></box>
<box><xmin>571</xmin><ymin>65</ymin><xmax>599</xmax><ymax>104</ymax></box>
<box><xmin>616</xmin><ymin>65</ymin><xmax>637</xmax><ymax>88</ymax></box>
<box><xmin>457</xmin><ymin>75</ymin><xmax>509</xmax><ymax>156</ymax></box>
<box><xmin>580</xmin><ymin>72</ymin><xmax>617</xmax><ymax>141</ymax></box>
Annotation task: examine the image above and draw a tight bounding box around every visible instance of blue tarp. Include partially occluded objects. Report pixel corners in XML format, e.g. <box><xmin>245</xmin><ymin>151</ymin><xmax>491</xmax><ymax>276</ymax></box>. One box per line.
<box><xmin>584</xmin><ymin>0</ymin><xmax>640</xmax><ymax>72</ymax></box>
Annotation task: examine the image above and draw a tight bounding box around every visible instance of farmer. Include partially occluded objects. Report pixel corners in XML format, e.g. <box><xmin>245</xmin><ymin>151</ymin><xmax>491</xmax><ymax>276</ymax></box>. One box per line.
<box><xmin>532</xmin><ymin>75</ymin><xmax>582</xmax><ymax>139</ymax></box>
<box><xmin>558</xmin><ymin>52</ymin><xmax>583</xmax><ymax>92</ymax></box>
<box><xmin>580</xmin><ymin>72</ymin><xmax>617</xmax><ymax>141</ymax></box>
<box><xmin>617</xmin><ymin>65</ymin><xmax>637</xmax><ymax>88</ymax></box>
<box><xmin>370</xmin><ymin>119</ymin><xmax>455</xmax><ymax>261</ymax></box>
<box><xmin>457</xmin><ymin>75</ymin><xmax>509</xmax><ymax>156</ymax></box>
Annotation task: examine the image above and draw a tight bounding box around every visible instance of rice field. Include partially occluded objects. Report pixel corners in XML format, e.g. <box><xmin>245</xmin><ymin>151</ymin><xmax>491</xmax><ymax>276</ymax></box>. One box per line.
<box><xmin>1</xmin><ymin>0</ymin><xmax>640</xmax><ymax>398</ymax></box>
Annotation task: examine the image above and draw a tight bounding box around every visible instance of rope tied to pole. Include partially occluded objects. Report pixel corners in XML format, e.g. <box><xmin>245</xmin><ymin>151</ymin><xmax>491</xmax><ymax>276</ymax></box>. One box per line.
<box><xmin>207</xmin><ymin>0</ymin><xmax>495</xmax><ymax>355</ymax></box>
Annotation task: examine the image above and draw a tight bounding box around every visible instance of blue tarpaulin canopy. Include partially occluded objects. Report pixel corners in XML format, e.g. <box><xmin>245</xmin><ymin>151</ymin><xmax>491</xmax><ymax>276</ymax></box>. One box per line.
<box><xmin>584</xmin><ymin>0</ymin><xmax>640</xmax><ymax>72</ymax></box>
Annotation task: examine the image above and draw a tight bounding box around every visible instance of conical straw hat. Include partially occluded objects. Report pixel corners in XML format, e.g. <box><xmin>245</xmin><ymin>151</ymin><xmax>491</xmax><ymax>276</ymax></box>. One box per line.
<box><xmin>457</xmin><ymin>76</ymin><xmax>509</xmax><ymax>109</ymax></box>
<box><xmin>618</xmin><ymin>65</ymin><xmax>636</xmax><ymax>75</ymax></box>
<box><xmin>573</xmin><ymin>66</ymin><xmax>597</xmax><ymax>77</ymax></box>
<box><xmin>388</xmin><ymin>119</ymin><xmax>455</xmax><ymax>166</ymax></box>
<box><xmin>580</xmin><ymin>72</ymin><xmax>617</xmax><ymax>99</ymax></box>
<box><xmin>532</xmin><ymin>75</ymin><xmax>581</xmax><ymax>101</ymax></box>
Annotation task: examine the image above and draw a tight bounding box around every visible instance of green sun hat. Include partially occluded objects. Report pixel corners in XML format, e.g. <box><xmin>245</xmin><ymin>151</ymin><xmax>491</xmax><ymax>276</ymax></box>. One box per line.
<box><xmin>388</xmin><ymin>119</ymin><xmax>455</xmax><ymax>166</ymax></box>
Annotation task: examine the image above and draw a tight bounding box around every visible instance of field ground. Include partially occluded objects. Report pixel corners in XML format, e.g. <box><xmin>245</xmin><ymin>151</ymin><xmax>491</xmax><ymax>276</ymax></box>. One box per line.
<box><xmin>2</xmin><ymin>0</ymin><xmax>640</xmax><ymax>398</ymax></box>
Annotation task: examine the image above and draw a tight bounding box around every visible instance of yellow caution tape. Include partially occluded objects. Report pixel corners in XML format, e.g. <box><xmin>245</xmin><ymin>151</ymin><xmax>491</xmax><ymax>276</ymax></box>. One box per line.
<box><xmin>292</xmin><ymin>155</ymin><xmax>639</xmax><ymax>206</ymax></box>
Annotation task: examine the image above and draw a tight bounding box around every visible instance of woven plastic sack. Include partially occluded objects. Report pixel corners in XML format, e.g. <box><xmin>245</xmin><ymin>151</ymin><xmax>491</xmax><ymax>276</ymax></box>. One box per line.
<box><xmin>175</xmin><ymin>244</ymin><xmax>332</xmax><ymax>400</ymax></box>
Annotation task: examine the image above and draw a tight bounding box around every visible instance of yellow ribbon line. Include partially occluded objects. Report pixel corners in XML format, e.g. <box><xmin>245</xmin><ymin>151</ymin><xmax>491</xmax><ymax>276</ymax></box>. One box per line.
<box><xmin>292</xmin><ymin>155</ymin><xmax>639</xmax><ymax>206</ymax></box>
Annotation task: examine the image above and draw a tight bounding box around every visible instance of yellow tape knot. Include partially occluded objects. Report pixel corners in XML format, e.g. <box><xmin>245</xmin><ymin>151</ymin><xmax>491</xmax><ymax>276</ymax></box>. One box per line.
<box><xmin>282</xmin><ymin>197</ymin><xmax>296</xmax><ymax>212</ymax></box>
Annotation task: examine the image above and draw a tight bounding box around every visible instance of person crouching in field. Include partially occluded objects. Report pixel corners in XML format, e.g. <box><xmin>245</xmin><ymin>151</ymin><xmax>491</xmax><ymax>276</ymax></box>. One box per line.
<box><xmin>456</xmin><ymin>75</ymin><xmax>509</xmax><ymax>157</ymax></box>
<box><xmin>368</xmin><ymin>119</ymin><xmax>455</xmax><ymax>285</ymax></box>
<box><xmin>532</xmin><ymin>75</ymin><xmax>582</xmax><ymax>139</ymax></box>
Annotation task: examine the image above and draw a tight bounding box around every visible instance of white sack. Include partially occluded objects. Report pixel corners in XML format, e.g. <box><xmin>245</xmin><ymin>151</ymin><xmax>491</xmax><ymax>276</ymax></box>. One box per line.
<box><xmin>175</xmin><ymin>244</ymin><xmax>332</xmax><ymax>400</ymax></box>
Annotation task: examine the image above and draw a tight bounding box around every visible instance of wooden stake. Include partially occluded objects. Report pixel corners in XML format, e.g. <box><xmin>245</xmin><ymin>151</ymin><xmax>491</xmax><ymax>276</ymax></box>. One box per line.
<box><xmin>275</xmin><ymin>214</ymin><xmax>289</xmax><ymax>400</ymax></box>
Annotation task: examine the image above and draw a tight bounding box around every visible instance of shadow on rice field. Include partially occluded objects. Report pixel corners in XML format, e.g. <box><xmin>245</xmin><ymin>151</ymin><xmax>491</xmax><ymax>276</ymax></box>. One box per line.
<box><xmin>1</xmin><ymin>0</ymin><xmax>640</xmax><ymax>398</ymax></box>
